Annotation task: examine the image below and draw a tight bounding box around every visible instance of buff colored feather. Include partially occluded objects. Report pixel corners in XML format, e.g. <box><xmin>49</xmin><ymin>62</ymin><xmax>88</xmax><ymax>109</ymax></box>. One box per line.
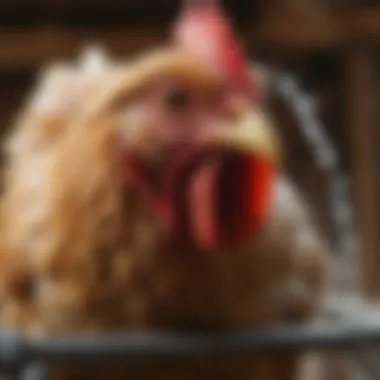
<box><xmin>0</xmin><ymin>47</ymin><xmax>329</xmax><ymax>380</ymax></box>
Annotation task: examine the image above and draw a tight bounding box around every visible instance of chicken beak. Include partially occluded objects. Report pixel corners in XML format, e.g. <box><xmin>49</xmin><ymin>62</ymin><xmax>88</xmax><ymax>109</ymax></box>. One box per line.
<box><xmin>209</xmin><ymin>107</ymin><xmax>281</xmax><ymax>166</ymax></box>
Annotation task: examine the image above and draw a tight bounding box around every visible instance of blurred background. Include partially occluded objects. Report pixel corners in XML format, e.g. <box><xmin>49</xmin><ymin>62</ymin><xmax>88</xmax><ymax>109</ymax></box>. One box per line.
<box><xmin>0</xmin><ymin>0</ymin><xmax>377</xmax><ymax>299</ymax></box>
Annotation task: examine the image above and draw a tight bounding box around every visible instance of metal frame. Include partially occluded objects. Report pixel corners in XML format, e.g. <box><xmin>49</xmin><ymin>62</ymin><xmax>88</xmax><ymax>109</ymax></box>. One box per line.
<box><xmin>268</xmin><ymin>68</ymin><xmax>356</xmax><ymax>259</ymax></box>
<box><xmin>8</xmin><ymin>318</ymin><xmax>380</xmax><ymax>379</ymax></box>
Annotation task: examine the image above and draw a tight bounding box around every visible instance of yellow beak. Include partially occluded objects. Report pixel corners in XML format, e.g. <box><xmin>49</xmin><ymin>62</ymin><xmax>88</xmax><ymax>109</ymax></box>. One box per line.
<box><xmin>210</xmin><ymin>108</ymin><xmax>281</xmax><ymax>166</ymax></box>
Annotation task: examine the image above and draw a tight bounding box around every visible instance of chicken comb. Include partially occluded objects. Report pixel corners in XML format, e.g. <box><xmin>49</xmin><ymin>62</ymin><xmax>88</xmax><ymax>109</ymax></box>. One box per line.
<box><xmin>172</xmin><ymin>0</ymin><xmax>257</xmax><ymax>101</ymax></box>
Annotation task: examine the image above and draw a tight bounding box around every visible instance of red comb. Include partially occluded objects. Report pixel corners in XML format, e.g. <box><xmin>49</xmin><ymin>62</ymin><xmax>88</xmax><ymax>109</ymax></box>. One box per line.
<box><xmin>173</xmin><ymin>0</ymin><xmax>256</xmax><ymax>100</ymax></box>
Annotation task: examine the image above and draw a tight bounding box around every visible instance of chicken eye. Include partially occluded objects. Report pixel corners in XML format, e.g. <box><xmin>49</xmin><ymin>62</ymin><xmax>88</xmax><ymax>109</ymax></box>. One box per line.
<box><xmin>165</xmin><ymin>89</ymin><xmax>190</xmax><ymax>111</ymax></box>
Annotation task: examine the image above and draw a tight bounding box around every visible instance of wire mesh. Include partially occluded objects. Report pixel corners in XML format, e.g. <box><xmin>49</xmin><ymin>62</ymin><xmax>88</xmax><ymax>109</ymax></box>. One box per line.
<box><xmin>268</xmin><ymin>68</ymin><xmax>357</xmax><ymax>260</ymax></box>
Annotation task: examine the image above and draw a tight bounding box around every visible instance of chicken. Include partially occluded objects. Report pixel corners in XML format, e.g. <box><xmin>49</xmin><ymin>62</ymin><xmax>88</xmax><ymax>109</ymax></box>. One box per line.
<box><xmin>0</xmin><ymin>2</ymin><xmax>329</xmax><ymax>379</ymax></box>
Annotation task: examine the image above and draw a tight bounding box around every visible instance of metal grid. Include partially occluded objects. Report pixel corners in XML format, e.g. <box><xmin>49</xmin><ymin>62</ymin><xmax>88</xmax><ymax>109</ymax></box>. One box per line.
<box><xmin>268</xmin><ymin>68</ymin><xmax>356</xmax><ymax>259</ymax></box>
<box><xmin>1</xmin><ymin>70</ymin><xmax>366</xmax><ymax>380</ymax></box>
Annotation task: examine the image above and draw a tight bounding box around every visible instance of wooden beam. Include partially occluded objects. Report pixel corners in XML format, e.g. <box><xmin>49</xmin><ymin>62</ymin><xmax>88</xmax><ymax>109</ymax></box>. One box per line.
<box><xmin>0</xmin><ymin>28</ymin><xmax>167</xmax><ymax>70</ymax></box>
<box><xmin>248</xmin><ymin>9</ymin><xmax>380</xmax><ymax>49</ymax></box>
<box><xmin>0</xmin><ymin>24</ymin><xmax>343</xmax><ymax>73</ymax></box>
<box><xmin>347</xmin><ymin>49</ymin><xmax>379</xmax><ymax>298</ymax></box>
<box><xmin>346</xmin><ymin>9</ymin><xmax>380</xmax><ymax>42</ymax></box>
<box><xmin>252</xmin><ymin>6</ymin><xmax>346</xmax><ymax>49</ymax></box>
<box><xmin>5</xmin><ymin>7</ymin><xmax>380</xmax><ymax>68</ymax></box>
<box><xmin>6</xmin><ymin>9</ymin><xmax>380</xmax><ymax>72</ymax></box>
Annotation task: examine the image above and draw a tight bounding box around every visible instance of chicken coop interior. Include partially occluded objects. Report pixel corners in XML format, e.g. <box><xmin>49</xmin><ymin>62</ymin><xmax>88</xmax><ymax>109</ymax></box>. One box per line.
<box><xmin>0</xmin><ymin>0</ymin><xmax>380</xmax><ymax>379</ymax></box>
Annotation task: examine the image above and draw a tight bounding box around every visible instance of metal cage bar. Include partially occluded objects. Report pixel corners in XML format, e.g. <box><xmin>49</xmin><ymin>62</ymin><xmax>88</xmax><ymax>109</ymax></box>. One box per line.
<box><xmin>268</xmin><ymin>68</ymin><xmax>357</xmax><ymax>260</ymax></box>
<box><xmin>0</xmin><ymin>319</ymin><xmax>380</xmax><ymax>379</ymax></box>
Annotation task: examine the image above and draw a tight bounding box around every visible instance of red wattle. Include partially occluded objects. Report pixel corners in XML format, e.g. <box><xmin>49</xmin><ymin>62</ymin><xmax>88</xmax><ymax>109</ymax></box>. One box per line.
<box><xmin>242</xmin><ymin>157</ymin><xmax>275</xmax><ymax>243</ymax></box>
<box><xmin>120</xmin><ymin>149</ymin><xmax>276</xmax><ymax>251</ymax></box>
<box><xmin>184</xmin><ymin>154</ymin><xmax>275</xmax><ymax>251</ymax></box>
<box><xmin>188</xmin><ymin>156</ymin><xmax>221</xmax><ymax>250</ymax></box>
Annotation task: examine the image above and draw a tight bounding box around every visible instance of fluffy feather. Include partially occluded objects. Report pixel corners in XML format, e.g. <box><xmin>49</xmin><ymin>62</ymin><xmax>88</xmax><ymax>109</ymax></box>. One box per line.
<box><xmin>0</xmin><ymin>46</ymin><xmax>329</xmax><ymax>380</ymax></box>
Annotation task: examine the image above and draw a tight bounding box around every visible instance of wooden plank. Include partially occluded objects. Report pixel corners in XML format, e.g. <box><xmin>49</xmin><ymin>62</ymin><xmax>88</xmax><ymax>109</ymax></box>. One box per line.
<box><xmin>248</xmin><ymin>9</ymin><xmax>380</xmax><ymax>49</ymax></box>
<box><xmin>346</xmin><ymin>9</ymin><xmax>380</xmax><ymax>42</ymax></box>
<box><xmin>0</xmin><ymin>25</ymin><xmax>342</xmax><ymax>72</ymax></box>
<box><xmin>249</xmin><ymin>2</ymin><xmax>347</xmax><ymax>49</ymax></box>
<box><xmin>8</xmin><ymin>10</ymin><xmax>380</xmax><ymax>72</ymax></box>
<box><xmin>0</xmin><ymin>28</ymin><xmax>167</xmax><ymax>70</ymax></box>
<box><xmin>1</xmin><ymin>8</ymin><xmax>380</xmax><ymax>55</ymax></box>
<box><xmin>347</xmin><ymin>49</ymin><xmax>379</xmax><ymax>298</ymax></box>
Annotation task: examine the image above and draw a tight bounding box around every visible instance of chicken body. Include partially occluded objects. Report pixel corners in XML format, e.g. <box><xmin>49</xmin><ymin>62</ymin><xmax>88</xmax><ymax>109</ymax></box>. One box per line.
<box><xmin>0</xmin><ymin>48</ymin><xmax>328</xmax><ymax>380</ymax></box>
